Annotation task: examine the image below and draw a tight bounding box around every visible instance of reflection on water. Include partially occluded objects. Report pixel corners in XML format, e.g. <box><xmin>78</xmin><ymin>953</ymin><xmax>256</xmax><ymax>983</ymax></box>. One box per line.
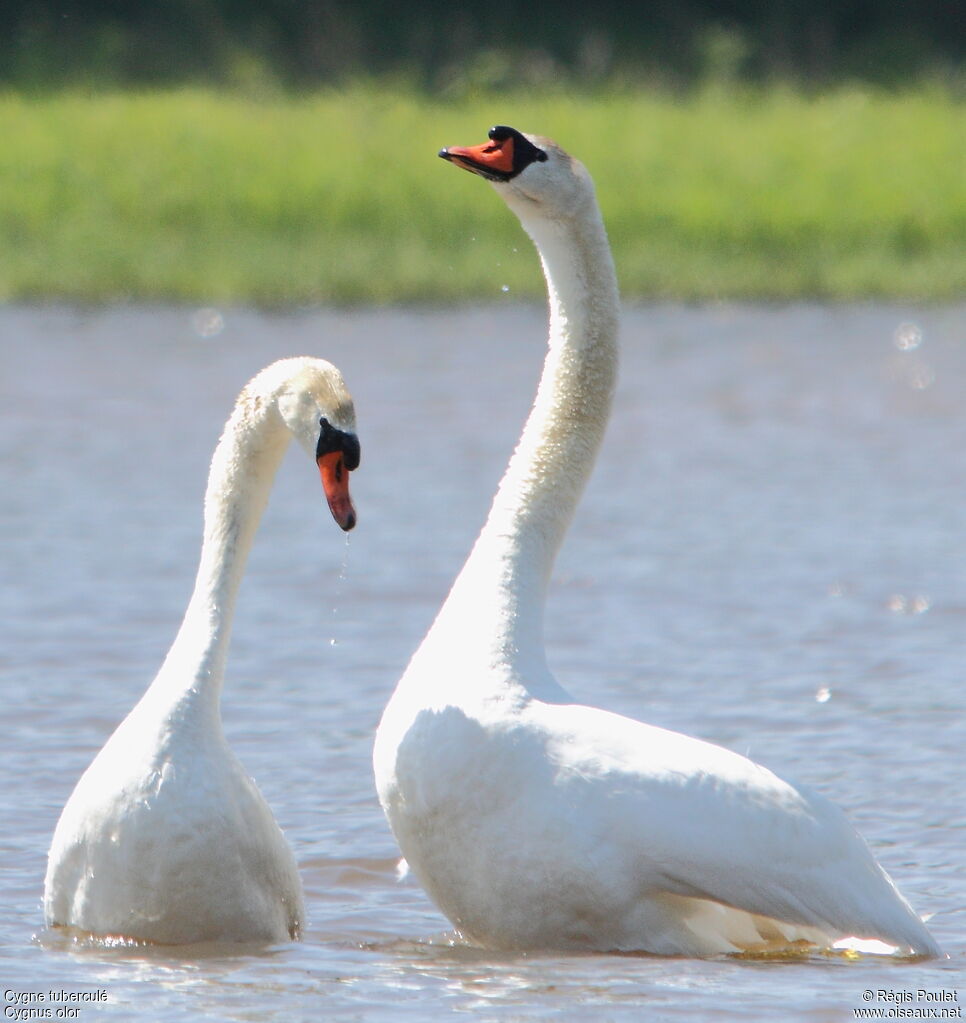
<box><xmin>1</xmin><ymin>304</ymin><xmax>964</xmax><ymax>1020</ymax></box>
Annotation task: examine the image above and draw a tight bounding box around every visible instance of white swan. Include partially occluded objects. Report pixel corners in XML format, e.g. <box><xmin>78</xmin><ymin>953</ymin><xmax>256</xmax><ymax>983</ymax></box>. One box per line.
<box><xmin>373</xmin><ymin>127</ymin><xmax>941</xmax><ymax>958</ymax></box>
<box><xmin>44</xmin><ymin>357</ymin><xmax>360</xmax><ymax>944</ymax></box>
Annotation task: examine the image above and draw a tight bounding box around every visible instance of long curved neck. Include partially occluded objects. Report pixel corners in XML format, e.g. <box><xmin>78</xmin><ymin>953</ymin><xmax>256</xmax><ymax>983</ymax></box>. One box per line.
<box><xmin>433</xmin><ymin>188</ymin><xmax>620</xmax><ymax>683</ymax></box>
<box><xmin>147</xmin><ymin>399</ymin><xmax>290</xmax><ymax>721</ymax></box>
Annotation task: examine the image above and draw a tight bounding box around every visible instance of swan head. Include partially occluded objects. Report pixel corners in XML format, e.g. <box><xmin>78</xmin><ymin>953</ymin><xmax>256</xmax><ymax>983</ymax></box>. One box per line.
<box><xmin>254</xmin><ymin>357</ymin><xmax>360</xmax><ymax>531</ymax></box>
<box><xmin>439</xmin><ymin>125</ymin><xmax>592</xmax><ymax>218</ymax></box>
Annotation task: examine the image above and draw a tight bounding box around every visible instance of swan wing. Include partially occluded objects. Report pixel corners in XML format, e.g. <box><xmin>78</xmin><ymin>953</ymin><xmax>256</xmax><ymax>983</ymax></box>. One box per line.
<box><xmin>530</xmin><ymin>701</ymin><xmax>939</xmax><ymax>955</ymax></box>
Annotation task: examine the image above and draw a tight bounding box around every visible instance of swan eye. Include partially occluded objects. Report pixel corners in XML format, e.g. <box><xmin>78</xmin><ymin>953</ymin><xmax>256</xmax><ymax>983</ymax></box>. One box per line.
<box><xmin>317</xmin><ymin>417</ymin><xmax>361</xmax><ymax>470</ymax></box>
<box><xmin>487</xmin><ymin>126</ymin><xmax>547</xmax><ymax>172</ymax></box>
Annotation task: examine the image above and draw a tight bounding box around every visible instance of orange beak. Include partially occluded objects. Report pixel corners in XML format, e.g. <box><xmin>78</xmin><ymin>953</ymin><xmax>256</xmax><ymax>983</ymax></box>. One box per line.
<box><xmin>440</xmin><ymin>136</ymin><xmax>516</xmax><ymax>181</ymax></box>
<box><xmin>318</xmin><ymin>450</ymin><xmax>356</xmax><ymax>531</ymax></box>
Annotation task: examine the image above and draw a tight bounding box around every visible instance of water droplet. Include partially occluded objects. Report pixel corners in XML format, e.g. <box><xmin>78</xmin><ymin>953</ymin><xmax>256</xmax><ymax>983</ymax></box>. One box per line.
<box><xmin>327</xmin><ymin>536</ymin><xmax>351</xmax><ymax>649</ymax></box>
<box><xmin>190</xmin><ymin>307</ymin><xmax>224</xmax><ymax>339</ymax></box>
<box><xmin>908</xmin><ymin>362</ymin><xmax>935</xmax><ymax>390</ymax></box>
<box><xmin>815</xmin><ymin>686</ymin><xmax>831</xmax><ymax>703</ymax></box>
<box><xmin>893</xmin><ymin>322</ymin><xmax>922</xmax><ymax>351</ymax></box>
<box><xmin>888</xmin><ymin>592</ymin><xmax>931</xmax><ymax>615</ymax></box>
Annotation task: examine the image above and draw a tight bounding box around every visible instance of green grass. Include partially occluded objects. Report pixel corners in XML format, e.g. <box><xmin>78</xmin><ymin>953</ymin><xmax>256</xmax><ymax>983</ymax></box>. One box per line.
<box><xmin>0</xmin><ymin>85</ymin><xmax>963</xmax><ymax>303</ymax></box>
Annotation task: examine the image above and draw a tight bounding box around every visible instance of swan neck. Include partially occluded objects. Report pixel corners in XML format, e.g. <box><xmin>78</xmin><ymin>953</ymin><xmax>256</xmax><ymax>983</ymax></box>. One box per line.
<box><xmin>439</xmin><ymin>188</ymin><xmax>619</xmax><ymax>673</ymax></box>
<box><xmin>153</xmin><ymin>401</ymin><xmax>290</xmax><ymax>712</ymax></box>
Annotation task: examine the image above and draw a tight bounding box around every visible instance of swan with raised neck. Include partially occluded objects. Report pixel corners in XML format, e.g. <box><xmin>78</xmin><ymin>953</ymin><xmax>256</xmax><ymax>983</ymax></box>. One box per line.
<box><xmin>372</xmin><ymin>127</ymin><xmax>941</xmax><ymax>958</ymax></box>
<box><xmin>44</xmin><ymin>356</ymin><xmax>360</xmax><ymax>944</ymax></box>
<box><xmin>424</xmin><ymin>128</ymin><xmax>618</xmax><ymax>703</ymax></box>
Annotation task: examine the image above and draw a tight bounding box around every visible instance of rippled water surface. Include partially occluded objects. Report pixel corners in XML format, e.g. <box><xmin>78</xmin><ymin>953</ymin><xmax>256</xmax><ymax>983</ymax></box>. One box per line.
<box><xmin>1</xmin><ymin>304</ymin><xmax>963</xmax><ymax>1020</ymax></box>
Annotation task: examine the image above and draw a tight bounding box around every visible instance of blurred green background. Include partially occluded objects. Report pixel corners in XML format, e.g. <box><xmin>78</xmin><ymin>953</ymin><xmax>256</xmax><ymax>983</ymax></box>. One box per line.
<box><xmin>0</xmin><ymin>1</ymin><xmax>962</xmax><ymax>303</ymax></box>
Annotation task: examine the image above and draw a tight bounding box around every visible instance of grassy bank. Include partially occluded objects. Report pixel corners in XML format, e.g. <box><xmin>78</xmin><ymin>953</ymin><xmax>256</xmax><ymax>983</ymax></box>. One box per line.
<box><xmin>0</xmin><ymin>86</ymin><xmax>962</xmax><ymax>303</ymax></box>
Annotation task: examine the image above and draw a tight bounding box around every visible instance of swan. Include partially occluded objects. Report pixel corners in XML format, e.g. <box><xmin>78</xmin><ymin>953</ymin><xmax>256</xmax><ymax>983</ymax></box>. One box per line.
<box><xmin>372</xmin><ymin>126</ymin><xmax>941</xmax><ymax>958</ymax></box>
<box><xmin>44</xmin><ymin>357</ymin><xmax>360</xmax><ymax>944</ymax></box>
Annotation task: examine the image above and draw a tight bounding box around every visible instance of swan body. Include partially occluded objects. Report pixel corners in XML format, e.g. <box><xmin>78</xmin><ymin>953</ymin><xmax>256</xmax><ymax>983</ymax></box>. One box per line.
<box><xmin>44</xmin><ymin>357</ymin><xmax>360</xmax><ymax>944</ymax></box>
<box><xmin>373</xmin><ymin>127</ymin><xmax>941</xmax><ymax>957</ymax></box>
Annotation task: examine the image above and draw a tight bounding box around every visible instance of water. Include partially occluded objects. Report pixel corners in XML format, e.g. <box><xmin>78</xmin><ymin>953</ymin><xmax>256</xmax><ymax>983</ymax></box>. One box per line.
<box><xmin>1</xmin><ymin>303</ymin><xmax>963</xmax><ymax>1020</ymax></box>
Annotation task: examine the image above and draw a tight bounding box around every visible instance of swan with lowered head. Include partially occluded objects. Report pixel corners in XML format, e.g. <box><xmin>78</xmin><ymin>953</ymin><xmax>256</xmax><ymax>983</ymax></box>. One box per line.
<box><xmin>372</xmin><ymin>126</ymin><xmax>941</xmax><ymax>957</ymax></box>
<box><xmin>44</xmin><ymin>357</ymin><xmax>360</xmax><ymax>944</ymax></box>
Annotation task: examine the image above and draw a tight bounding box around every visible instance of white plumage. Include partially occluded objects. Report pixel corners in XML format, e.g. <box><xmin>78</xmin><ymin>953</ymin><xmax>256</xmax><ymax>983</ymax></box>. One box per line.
<box><xmin>45</xmin><ymin>357</ymin><xmax>358</xmax><ymax>944</ymax></box>
<box><xmin>373</xmin><ymin>128</ymin><xmax>940</xmax><ymax>957</ymax></box>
